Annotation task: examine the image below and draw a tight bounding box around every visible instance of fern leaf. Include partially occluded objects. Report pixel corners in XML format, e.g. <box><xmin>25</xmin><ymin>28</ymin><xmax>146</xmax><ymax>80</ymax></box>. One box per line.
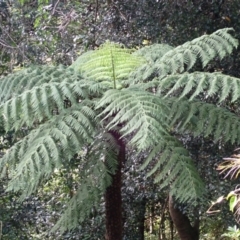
<box><xmin>0</xmin><ymin>65</ymin><xmax>82</xmax><ymax>103</ymax></box>
<box><xmin>129</xmin><ymin>28</ymin><xmax>238</xmax><ymax>83</ymax></box>
<box><xmin>159</xmin><ymin>72</ymin><xmax>240</xmax><ymax>102</ymax></box>
<box><xmin>97</xmin><ymin>89</ymin><xmax>170</xmax><ymax>149</ymax></box>
<box><xmin>1</xmin><ymin>105</ymin><xmax>97</xmax><ymax>198</ymax></box>
<box><xmin>1</xmin><ymin>80</ymin><xmax>89</xmax><ymax>131</ymax></box>
<box><xmin>167</xmin><ymin>98</ymin><xmax>240</xmax><ymax>144</ymax></box>
<box><xmin>52</xmin><ymin>133</ymin><xmax>118</xmax><ymax>232</ymax></box>
<box><xmin>141</xmin><ymin>136</ymin><xmax>205</xmax><ymax>204</ymax></box>
<box><xmin>71</xmin><ymin>41</ymin><xmax>143</xmax><ymax>89</ymax></box>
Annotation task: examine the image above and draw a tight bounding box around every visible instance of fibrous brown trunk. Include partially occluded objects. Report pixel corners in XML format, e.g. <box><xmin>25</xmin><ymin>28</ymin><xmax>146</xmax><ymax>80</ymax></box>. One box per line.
<box><xmin>168</xmin><ymin>195</ymin><xmax>199</xmax><ymax>240</ymax></box>
<box><xmin>105</xmin><ymin>131</ymin><xmax>125</xmax><ymax>240</ymax></box>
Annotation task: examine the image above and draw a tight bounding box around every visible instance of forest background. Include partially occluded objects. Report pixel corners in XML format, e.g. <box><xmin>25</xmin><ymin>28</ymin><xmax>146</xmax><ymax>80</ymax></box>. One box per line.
<box><xmin>0</xmin><ymin>0</ymin><xmax>240</xmax><ymax>239</ymax></box>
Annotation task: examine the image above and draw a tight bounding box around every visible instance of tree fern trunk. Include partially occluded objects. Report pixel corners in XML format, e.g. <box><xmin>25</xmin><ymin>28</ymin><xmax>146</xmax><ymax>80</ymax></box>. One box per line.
<box><xmin>168</xmin><ymin>195</ymin><xmax>199</xmax><ymax>240</ymax></box>
<box><xmin>105</xmin><ymin>131</ymin><xmax>125</xmax><ymax>240</ymax></box>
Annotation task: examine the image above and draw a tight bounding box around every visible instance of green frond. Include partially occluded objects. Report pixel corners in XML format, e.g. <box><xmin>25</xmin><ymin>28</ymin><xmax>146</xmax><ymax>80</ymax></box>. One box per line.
<box><xmin>171</xmin><ymin>28</ymin><xmax>238</xmax><ymax>68</ymax></box>
<box><xmin>0</xmin><ymin>105</ymin><xmax>97</xmax><ymax>198</ymax></box>
<box><xmin>129</xmin><ymin>28</ymin><xmax>238</xmax><ymax>83</ymax></box>
<box><xmin>141</xmin><ymin>136</ymin><xmax>205</xmax><ymax>205</ymax></box>
<box><xmin>167</xmin><ymin>98</ymin><xmax>240</xmax><ymax>144</ymax></box>
<box><xmin>96</xmin><ymin>88</ymin><xmax>170</xmax><ymax>149</ymax></box>
<box><xmin>0</xmin><ymin>65</ymin><xmax>82</xmax><ymax>103</ymax></box>
<box><xmin>53</xmin><ymin>133</ymin><xmax>118</xmax><ymax>232</ymax></box>
<box><xmin>70</xmin><ymin>41</ymin><xmax>144</xmax><ymax>89</ymax></box>
<box><xmin>1</xmin><ymin>80</ymin><xmax>90</xmax><ymax>131</ymax></box>
<box><xmin>133</xmin><ymin>43</ymin><xmax>174</xmax><ymax>63</ymax></box>
<box><xmin>158</xmin><ymin>72</ymin><xmax>240</xmax><ymax>102</ymax></box>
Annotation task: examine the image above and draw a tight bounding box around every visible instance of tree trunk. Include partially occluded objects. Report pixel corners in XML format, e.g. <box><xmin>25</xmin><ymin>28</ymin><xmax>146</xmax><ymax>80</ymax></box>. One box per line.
<box><xmin>168</xmin><ymin>195</ymin><xmax>199</xmax><ymax>240</ymax></box>
<box><xmin>105</xmin><ymin>131</ymin><xmax>125</xmax><ymax>240</ymax></box>
<box><xmin>137</xmin><ymin>200</ymin><xmax>146</xmax><ymax>240</ymax></box>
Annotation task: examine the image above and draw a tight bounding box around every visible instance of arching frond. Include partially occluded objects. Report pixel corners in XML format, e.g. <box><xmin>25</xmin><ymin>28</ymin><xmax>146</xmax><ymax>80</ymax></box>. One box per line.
<box><xmin>129</xmin><ymin>28</ymin><xmax>238</xmax><ymax>83</ymax></box>
<box><xmin>96</xmin><ymin>88</ymin><xmax>170</xmax><ymax>149</ymax></box>
<box><xmin>1</xmin><ymin>80</ymin><xmax>91</xmax><ymax>131</ymax></box>
<box><xmin>70</xmin><ymin>41</ymin><xmax>144</xmax><ymax>89</ymax></box>
<box><xmin>0</xmin><ymin>105</ymin><xmax>97</xmax><ymax>199</ymax></box>
<box><xmin>167</xmin><ymin>98</ymin><xmax>240</xmax><ymax>144</ymax></box>
<box><xmin>53</xmin><ymin>132</ymin><xmax>119</xmax><ymax>232</ymax></box>
<box><xmin>141</xmin><ymin>136</ymin><xmax>204</xmax><ymax>204</ymax></box>
<box><xmin>0</xmin><ymin>65</ymin><xmax>82</xmax><ymax>103</ymax></box>
<box><xmin>158</xmin><ymin>72</ymin><xmax>240</xmax><ymax>102</ymax></box>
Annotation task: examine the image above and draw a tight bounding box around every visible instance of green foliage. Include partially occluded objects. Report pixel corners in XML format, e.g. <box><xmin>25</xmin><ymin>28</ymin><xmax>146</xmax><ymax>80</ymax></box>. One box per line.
<box><xmin>221</xmin><ymin>225</ymin><xmax>240</xmax><ymax>240</ymax></box>
<box><xmin>97</xmin><ymin>88</ymin><xmax>169</xmax><ymax>149</ymax></box>
<box><xmin>141</xmin><ymin>136</ymin><xmax>205</xmax><ymax>204</ymax></box>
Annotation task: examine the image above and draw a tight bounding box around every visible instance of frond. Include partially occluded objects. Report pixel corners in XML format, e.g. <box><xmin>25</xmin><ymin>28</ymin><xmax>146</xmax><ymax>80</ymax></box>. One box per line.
<box><xmin>1</xmin><ymin>80</ymin><xmax>90</xmax><ymax>131</ymax></box>
<box><xmin>0</xmin><ymin>105</ymin><xmax>97</xmax><ymax>199</ymax></box>
<box><xmin>70</xmin><ymin>41</ymin><xmax>144</xmax><ymax>89</ymax></box>
<box><xmin>129</xmin><ymin>28</ymin><xmax>238</xmax><ymax>83</ymax></box>
<box><xmin>167</xmin><ymin>98</ymin><xmax>240</xmax><ymax>144</ymax></box>
<box><xmin>158</xmin><ymin>72</ymin><xmax>240</xmax><ymax>102</ymax></box>
<box><xmin>53</xmin><ymin>132</ymin><xmax>118</xmax><ymax>232</ymax></box>
<box><xmin>96</xmin><ymin>88</ymin><xmax>170</xmax><ymax>149</ymax></box>
<box><xmin>0</xmin><ymin>65</ymin><xmax>82</xmax><ymax>103</ymax></box>
<box><xmin>141</xmin><ymin>136</ymin><xmax>205</xmax><ymax>205</ymax></box>
<box><xmin>133</xmin><ymin>43</ymin><xmax>174</xmax><ymax>63</ymax></box>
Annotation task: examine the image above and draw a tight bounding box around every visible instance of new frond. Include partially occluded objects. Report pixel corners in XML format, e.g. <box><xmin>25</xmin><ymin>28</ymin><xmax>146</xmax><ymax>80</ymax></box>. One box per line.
<box><xmin>71</xmin><ymin>41</ymin><xmax>144</xmax><ymax>89</ymax></box>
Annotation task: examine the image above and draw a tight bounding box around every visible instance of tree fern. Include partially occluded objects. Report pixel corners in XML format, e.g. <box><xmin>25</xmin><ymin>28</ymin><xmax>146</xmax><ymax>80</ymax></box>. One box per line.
<box><xmin>0</xmin><ymin>29</ymin><xmax>239</xmax><ymax>236</ymax></box>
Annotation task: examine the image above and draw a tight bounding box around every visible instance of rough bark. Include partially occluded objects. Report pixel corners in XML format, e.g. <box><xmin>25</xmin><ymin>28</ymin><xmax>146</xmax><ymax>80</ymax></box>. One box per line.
<box><xmin>105</xmin><ymin>131</ymin><xmax>125</xmax><ymax>240</ymax></box>
<box><xmin>168</xmin><ymin>195</ymin><xmax>199</xmax><ymax>240</ymax></box>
